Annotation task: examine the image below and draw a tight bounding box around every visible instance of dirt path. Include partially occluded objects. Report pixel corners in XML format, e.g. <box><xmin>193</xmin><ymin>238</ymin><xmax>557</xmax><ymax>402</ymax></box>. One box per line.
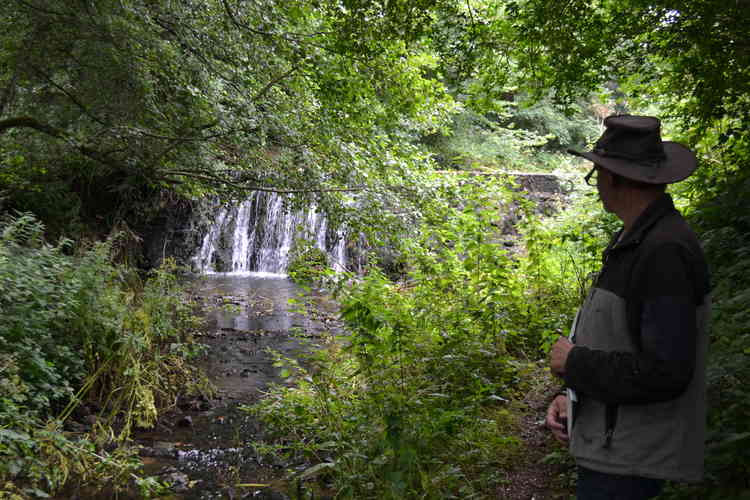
<box><xmin>495</xmin><ymin>367</ymin><xmax>576</xmax><ymax>500</ymax></box>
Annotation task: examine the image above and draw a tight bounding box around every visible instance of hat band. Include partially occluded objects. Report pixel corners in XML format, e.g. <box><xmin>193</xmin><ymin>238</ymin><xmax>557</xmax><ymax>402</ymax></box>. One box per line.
<box><xmin>593</xmin><ymin>147</ymin><xmax>665</xmax><ymax>168</ymax></box>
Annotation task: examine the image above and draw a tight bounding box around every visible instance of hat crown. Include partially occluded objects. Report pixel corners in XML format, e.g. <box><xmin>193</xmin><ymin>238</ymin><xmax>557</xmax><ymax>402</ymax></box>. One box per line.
<box><xmin>594</xmin><ymin>115</ymin><xmax>666</xmax><ymax>165</ymax></box>
<box><xmin>566</xmin><ymin>114</ymin><xmax>697</xmax><ymax>184</ymax></box>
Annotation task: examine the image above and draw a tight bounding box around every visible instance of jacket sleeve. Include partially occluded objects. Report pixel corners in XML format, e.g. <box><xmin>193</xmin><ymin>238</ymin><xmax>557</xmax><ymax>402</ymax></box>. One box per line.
<box><xmin>563</xmin><ymin>244</ymin><xmax>698</xmax><ymax>404</ymax></box>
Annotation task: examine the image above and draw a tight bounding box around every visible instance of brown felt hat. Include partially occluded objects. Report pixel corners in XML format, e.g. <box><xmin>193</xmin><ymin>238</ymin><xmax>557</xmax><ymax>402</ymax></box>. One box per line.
<box><xmin>567</xmin><ymin>115</ymin><xmax>697</xmax><ymax>184</ymax></box>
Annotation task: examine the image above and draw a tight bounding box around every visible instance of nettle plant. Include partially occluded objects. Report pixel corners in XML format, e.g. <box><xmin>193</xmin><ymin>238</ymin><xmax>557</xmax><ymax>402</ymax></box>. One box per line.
<box><xmin>0</xmin><ymin>213</ymin><xmax>85</xmax><ymax>415</ymax></box>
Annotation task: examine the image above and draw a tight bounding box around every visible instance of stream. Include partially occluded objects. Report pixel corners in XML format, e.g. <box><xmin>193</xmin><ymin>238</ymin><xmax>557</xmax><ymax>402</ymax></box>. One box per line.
<box><xmin>135</xmin><ymin>273</ymin><xmax>339</xmax><ymax>499</ymax></box>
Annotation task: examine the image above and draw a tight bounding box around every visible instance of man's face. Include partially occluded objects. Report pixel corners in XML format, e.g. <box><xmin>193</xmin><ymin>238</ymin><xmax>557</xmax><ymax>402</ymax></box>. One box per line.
<box><xmin>595</xmin><ymin>166</ymin><xmax>616</xmax><ymax>213</ymax></box>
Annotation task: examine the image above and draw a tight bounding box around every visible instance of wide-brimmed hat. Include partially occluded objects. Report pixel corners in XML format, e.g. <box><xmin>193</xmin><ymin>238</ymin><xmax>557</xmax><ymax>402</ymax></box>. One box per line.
<box><xmin>567</xmin><ymin>115</ymin><xmax>697</xmax><ymax>184</ymax></box>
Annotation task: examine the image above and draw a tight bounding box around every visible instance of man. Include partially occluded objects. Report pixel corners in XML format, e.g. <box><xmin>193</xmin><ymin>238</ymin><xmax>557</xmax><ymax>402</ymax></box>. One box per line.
<box><xmin>545</xmin><ymin>115</ymin><xmax>711</xmax><ymax>500</ymax></box>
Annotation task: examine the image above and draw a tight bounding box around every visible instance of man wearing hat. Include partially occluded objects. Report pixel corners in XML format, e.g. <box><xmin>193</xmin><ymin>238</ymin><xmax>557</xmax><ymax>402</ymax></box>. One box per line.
<box><xmin>544</xmin><ymin>115</ymin><xmax>711</xmax><ymax>499</ymax></box>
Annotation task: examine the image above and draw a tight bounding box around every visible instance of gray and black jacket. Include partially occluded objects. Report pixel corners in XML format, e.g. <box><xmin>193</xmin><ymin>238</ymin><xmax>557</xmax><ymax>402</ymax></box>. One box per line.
<box><xmin>564</xmin><ymin>193</ymin><xmax>711</xmax><ymax>482</ymax></box>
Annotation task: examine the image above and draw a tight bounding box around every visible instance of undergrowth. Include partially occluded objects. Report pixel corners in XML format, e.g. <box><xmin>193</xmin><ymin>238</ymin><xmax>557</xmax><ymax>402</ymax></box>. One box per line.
<box><xmin>288</xmin><ymin>238</ymin><xmax>334</xmax><ymax>286</ymax></box>
<box><xmin>248</xmin><ymin>176</ymin><xmax>610</xmax><ymax>498</ymax></box>
<box><xmin>660</xmin><ymin>160</ymin><xmax>750</xmax><ymax>499</ymax></box>
<box><xmin>0</xmin><ymin>212</ymin><xmax>210</xmax><ymax>498</ymax></box>
<box><xmin>248</xmin><ymin>166</ymin><xmax>750</xmax><ymax>498</ymax></box>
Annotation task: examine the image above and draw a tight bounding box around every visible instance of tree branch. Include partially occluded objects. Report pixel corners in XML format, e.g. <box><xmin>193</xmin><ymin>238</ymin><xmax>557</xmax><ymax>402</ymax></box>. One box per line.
<box><xmin>29</xmin><ymin>64</ymin><xmax>108</xmax><ymax>127</ymax></box>
<box><xmin>115</xmin><ymin>123</ymin><xmax>221</xmax><ymax>142</ymax></box>
<box><xmin>161</xmin><ymin>169</ymin><xmax>364</xmax><ymax>194</ymax></box>
<box><xmin>14</xmin><ymin>0</ymin><xmax>71</xmax><ymax>17</ymax></box>
<box><xmin>220</xmin><ymin>0</ymin><xmax>325</xmax><ymax>40</ymax></box>
<box><xmin>252</xmin><ymin>66</ymin><xmax>299</xmax><ymax>103</ymax></box>
<box><xmin>0</xmin><ymin>116</ymin><xmax>63</xmax><ymax>136</ymax></box>
<box><xmin>465</xmin><ymin>0</ymin><xmax>477</xmax><ymax>28</ymax></box>
<box><xmin>0</xmin><ymin>116</ymin><xmax>125</xmax><ymax>170</ymax></box>
<box><xmin>149</xmin><ymin>15</ymin><xmax>244</xmax><ymax>95</ymax></box>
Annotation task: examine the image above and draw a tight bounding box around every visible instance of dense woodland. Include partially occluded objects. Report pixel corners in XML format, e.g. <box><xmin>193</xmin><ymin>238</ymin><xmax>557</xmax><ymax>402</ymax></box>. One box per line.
<box><xmin>1</xmin><ymin>0</ymin><xmax>749</xmax><ymax>498</ymax></box>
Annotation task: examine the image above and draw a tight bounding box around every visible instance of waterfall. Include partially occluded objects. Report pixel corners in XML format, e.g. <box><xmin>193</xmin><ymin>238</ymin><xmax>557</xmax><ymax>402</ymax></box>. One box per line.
<box><xmin>192</xmin><ymin>192</ymin><xmax>350</xmax><ymax>275</ymax></box>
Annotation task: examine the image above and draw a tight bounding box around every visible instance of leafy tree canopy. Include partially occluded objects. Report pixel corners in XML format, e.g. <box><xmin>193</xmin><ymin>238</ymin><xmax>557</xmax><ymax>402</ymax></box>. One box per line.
<box><xmin>1</xmin><ymin>0</ymin><xmax>748</xmax><ymax>235</ymax></box>
<box><xmin>0</xmin><ymin>0</ymin><xmax>456</xmax><ymax>233</ymax></box>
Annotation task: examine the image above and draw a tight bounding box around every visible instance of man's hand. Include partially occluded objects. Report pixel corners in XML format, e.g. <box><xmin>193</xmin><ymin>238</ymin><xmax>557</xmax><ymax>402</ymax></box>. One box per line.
<box><xmin>546</xmin><ymin>394</ymin><xmax>569</xmax><ymax>443</ymax></box>
<box><xmin>549</xmin><ymin>337</ymin><xmax>574</xmax><ymax>376</ymax></box>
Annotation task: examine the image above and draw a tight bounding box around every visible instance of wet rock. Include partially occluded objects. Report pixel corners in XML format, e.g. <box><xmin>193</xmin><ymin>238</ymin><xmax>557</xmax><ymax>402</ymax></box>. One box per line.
<box><xmin>246</xmin><ymin>489</ymin><xmax>290</xmax><ymax>499</ymax></box>
<box><xmin>163</xmin><ymin>471</ymin><xmax>191</xmax><ymax>492</ymax></box>
<box><xmin>140</xmin><ymin>442</ymin><xmax>178</xmax><ymax>458</ymax></box>
<box><xmin>138</xmin><ymin>446</ymin><xmax>156</xmax><ymax>457</ymax></box>
<box><xmin>177</xmin><ymin>395</ymin><xmax>214</xmax><ymax>412</ymax></box>
<box><xmin>155</xmin><ymin>441</ymin><xmax>178</xmax><ymax>451</ymax></box>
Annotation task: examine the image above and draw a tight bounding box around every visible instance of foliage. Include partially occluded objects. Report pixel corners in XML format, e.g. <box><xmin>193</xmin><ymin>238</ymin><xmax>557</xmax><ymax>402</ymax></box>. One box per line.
<box><xmin>0</xmin><ymin>0</ymin><xmax>457</xmax><ymax>240</ymax></box>
<box><xmin>0</xmin><ymin>213</ymin><xmax>81</xmax><ymax>415</ymax></box>
<box><xmin>0</xmin><ymin>213</ymin><xmax>209</xmax><ymax>497</ymax></box>
<box><xmin>656</xmin><ymin>171</ymin><xmax>750</xmax><ymax>499</ymax></box>
<box><xmin>250</xmin><ymin>176</ymin><xmax>608</xmax><ymax>498</ymax></box>
<box><xmin>423</xmin><ymin>107</ymin><xmax>546</xmax><ymax>171</ymax></box>
<box><xmin>510</xmin><ymin>97</ymin><xmax>600</xmax><ymax>153</ymax></box>
<box><xmin>287</xmin><ymin>238</ymin><xmax>333</xmax><ymax>286</ymax></box>
<box><xmin>0</xmin><ymin>410</ymin><xmax>156</xmax><ymax>499</ymax></box>
<box><xmin>503</xmin><ymin>0</ymin><xmax>750</xmax><ymax>121</ymax></box>
<box><xmin>516</xmin><ymin>188</ymin><xmax>617</xmax><ymax>352</ymax></box>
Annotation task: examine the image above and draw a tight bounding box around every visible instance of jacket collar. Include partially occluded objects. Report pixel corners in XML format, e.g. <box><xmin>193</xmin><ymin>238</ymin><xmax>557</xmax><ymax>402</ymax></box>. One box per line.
<box><xmin>607</xmin><ymin>193</ymin><xmax>677</xmax><ymax>252</ymax></box>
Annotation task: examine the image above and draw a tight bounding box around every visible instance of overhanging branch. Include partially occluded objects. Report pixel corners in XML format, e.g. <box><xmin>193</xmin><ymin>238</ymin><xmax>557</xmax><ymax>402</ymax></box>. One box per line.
<box><xmin>0</xmin><ymin>116</ymin><xmax>125</xmax><ymax>170</ymax></box>
<box><xmin>161</xmin><ymin>169</ymin><xmax>365</xmax><ymax>194</ymax></box>
<box><xmin>0</xmin><ymin>116</ymin><xmax>64</xmax><ymax>137</ymax></box>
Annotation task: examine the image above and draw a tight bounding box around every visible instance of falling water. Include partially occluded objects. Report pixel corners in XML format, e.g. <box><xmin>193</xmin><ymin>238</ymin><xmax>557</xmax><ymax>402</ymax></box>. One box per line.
<box><xmin>192</xmin><ymin>192</ymin><xmax>350</xmax><ymax>275</ymax></box>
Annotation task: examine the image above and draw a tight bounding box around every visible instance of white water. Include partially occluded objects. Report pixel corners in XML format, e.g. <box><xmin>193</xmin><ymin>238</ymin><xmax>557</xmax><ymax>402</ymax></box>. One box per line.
<box><xmin>192</xmin><ymin>192</ymin><xmax>349</xmax><ymax>275</ymax></box>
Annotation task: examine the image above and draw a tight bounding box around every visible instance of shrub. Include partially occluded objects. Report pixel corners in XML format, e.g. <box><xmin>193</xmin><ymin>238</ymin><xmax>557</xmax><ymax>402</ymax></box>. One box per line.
<box><xmin>288</xmin><ymin>238</ymin><xmax>332</xmax><ymax>285</ymax></box>
<box><xmin>0</xmin><ymin>213</ymin><xmax>85</xmax><ymax>415</ymax></box>
<box><xmin>0</xmin><ymin>212</ymin><xmax>209</xmax><ymax>497</ymax></box>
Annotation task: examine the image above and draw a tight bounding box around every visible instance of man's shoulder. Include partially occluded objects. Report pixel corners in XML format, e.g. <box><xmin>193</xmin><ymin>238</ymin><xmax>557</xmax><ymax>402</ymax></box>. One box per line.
<box><xmin>635</xmin><ymin>210</ymin><xmax>711</xmax><ymax>295</ymax></box>
<box><xmin>641</xmin><ymin>209</ymin><xmax>702</xmax><ymax>254</ymax></box>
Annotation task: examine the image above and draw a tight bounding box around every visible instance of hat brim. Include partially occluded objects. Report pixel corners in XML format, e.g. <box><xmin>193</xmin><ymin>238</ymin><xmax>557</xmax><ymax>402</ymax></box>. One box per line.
<box><xmin>566</xmin><ymin>142</ymin><xmax>697</xmax><ymax>184</ymax></box>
